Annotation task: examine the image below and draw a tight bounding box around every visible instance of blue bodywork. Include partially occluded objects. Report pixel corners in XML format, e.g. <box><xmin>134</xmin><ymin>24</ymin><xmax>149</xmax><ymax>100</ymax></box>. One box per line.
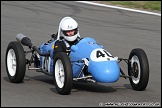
<box><xmin>39</xmin><ymin>37</ymin><xmax>120</xmax><ymax>83</ymax></box>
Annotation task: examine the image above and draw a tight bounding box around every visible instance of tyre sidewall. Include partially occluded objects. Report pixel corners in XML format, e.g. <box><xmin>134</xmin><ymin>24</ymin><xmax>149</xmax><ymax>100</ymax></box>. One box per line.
<box><xmin>128</xmin><ymin>48</ymin><xmax>149</xmax><ymax>90</ymax></box>
<box><xmin>53</xmin><ymin>52</ymin><xmax>73</xmax><ymax>95</ymax></box>
<box><xmin>5</xmin><ymin>41</ymin><xmax>26</xmax><ymax>83</ymax></box>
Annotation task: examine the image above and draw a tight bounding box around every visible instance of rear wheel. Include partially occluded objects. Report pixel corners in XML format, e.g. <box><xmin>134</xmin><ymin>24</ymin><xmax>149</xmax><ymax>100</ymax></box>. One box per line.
<box><xmin>53</xmin><ymin>52</ymin><xmax>73</xmax><ymax>95</ymax></box>
<box><xmin>5</xmin><ymin>41</ymin><xmax>26</xmax><ymax>83</ymax></box>
<box><xmin>128</xmin><ymin>48</ymin><xmax>149</xmax><ymax>91</ymax></box>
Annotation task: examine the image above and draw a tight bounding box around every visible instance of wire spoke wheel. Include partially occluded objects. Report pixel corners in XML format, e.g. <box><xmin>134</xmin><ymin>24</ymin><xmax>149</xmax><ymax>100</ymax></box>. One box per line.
<box><xmin>128</xmin><ymin>48</ymin><xmax>149</xmax><ymax>91</ymax></box>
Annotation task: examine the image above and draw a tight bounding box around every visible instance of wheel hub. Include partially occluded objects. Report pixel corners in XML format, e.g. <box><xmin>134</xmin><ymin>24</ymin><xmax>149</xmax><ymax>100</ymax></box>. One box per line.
<box><xmin>7</xmin><ymin>49</ymin><xmax>17</xmax><ymax>76</ymax></box>
<box><xmin>55</xmin><ymin>59</ymin><xmax>65</xmax><ymax>88</ymax></box>
<box><xmin>132</xmin><ymin>62</ymin><xmax>139</xmax><ymax>78</ymax></box>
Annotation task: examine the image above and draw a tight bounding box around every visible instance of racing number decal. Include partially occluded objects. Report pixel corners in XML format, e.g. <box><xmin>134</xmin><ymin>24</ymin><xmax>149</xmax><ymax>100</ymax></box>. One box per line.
<box><xmin>90</xmin><ymin>49</ymin><xmax>115</xmax><ymax>62</ymax></box>
<box><xmin>42</xmin><ymin>57</ymin><xmax>51</xmax><ymax>72</ymax></box>
<box><xmin>96</xmin><ymin>50</ymin><xmax>113</xmax><ymax>58</ymax></box>
<box><xmin>43</xmin><ymin>57</ymin><xmax>49</xmax><ymax>72</ymax></box>
<box><xmin>96</xmin><ymin>50</ymin><xmax>105</xmax><ymax>58</ymax></box>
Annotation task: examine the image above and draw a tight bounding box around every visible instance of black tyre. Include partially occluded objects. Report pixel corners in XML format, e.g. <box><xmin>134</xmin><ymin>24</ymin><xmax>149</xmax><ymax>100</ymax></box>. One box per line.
<box><xmin>128</xmin><ymin>48</ymin><xmax>149</xmax><ymax>91</ymax></box>
<box><xmin>5</xmin><ymin>41</ymin><xmax>26</xmax><ymax>83</ymax></box>
<box><xmin>53</xmin><ymin>52</ymin><xmax>73</xmax><ymax>95</ymax></box>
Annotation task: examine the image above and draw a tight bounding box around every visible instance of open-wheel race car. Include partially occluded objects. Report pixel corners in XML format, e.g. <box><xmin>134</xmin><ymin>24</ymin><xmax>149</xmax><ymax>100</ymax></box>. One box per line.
<box><xmin>5</xmin><ymin>32</ymin><xmax>149</xmax><ymax>95</ymax></box>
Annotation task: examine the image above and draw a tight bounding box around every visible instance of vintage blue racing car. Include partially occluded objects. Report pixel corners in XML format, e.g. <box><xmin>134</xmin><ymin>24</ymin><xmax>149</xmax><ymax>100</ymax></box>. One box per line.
<box><xmin>5</xmin><ymin>33</ymin><xmax>149</xmax><ymax>95</ymax></box>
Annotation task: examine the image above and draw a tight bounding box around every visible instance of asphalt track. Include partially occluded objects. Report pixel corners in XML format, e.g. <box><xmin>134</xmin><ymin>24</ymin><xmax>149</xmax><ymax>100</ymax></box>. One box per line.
<box><xmin>1</xmin><ymin>1</ymin><xmax>161</xmax><ymax>107</ymax></box>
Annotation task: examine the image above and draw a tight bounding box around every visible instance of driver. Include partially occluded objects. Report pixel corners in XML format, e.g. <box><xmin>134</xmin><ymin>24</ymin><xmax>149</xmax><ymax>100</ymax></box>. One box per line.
<box><xmin>53</xmin><ymin>16</ymin><xmax>89</xmax><ymax>66</ymax></box>
<box><xmin>54</xmin><ymin>16</ymin><xmax>81</xmax><ymax>54</ymax></box>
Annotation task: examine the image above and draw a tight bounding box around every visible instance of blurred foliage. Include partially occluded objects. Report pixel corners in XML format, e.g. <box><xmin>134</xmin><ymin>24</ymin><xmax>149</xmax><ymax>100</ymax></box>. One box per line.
<box><xmin>94</xmin><ymin>1</ymin><xmax>161</xmax><ymax>11</ymax></box>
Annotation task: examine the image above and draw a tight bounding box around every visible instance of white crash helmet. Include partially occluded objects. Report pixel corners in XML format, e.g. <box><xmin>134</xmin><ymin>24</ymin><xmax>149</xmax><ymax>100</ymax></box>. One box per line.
<box><xmin>58</xmin><ymin>17</ymin><xmax>80</xmax><ymax>42</ymax></box>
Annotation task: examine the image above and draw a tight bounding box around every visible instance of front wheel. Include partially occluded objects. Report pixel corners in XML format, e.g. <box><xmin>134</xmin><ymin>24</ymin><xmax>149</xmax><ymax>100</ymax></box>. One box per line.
<box><xmin>128</xmin><ymin>48</ymin><xmax>149</xmax><ymax>91</ymax></box>
<box><xmin>5</xmin><ymin>41</ymin><xmax>26</xmax><ymax>83</ymax></box>
<box><xmin>53</xmin><ymin>52</ymin><xmax>73</xmax><ymax>95</ymax></box>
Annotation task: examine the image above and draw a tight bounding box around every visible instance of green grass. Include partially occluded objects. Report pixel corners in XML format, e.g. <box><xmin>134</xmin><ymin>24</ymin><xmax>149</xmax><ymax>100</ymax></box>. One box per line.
<box><xmin>96</xmin><ymin>1</ymin><xmax>161</xmax><ymax>11</ymax></box>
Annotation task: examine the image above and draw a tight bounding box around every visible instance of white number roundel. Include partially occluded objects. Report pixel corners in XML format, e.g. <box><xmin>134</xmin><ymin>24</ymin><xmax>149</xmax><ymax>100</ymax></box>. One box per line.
<box><xmin>90</xmin><ymin>48</ymin><xmax>115</xmax><ymax>62</ymax></box>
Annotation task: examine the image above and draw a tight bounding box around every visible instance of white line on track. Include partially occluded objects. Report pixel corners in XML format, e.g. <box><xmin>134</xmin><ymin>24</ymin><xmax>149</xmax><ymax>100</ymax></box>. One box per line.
<box><xmin>76</xmin><ymin>1</ymin><xmax>161</xmax><ymax>17</ymax></box>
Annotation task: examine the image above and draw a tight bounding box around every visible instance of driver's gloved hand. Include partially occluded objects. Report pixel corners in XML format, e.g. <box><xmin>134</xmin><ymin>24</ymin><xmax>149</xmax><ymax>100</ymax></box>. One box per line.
<box><xmin>51</xmin><ymin>33</ymin><xmax>57</xmax><ymax>40</ymax></box>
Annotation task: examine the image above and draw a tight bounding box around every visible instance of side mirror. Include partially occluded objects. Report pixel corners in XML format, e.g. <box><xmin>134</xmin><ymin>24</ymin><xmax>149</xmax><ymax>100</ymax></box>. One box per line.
<box><xmin>71</xmin><ymin>45</ymin><xmax>78</xmax><ymax>52</ymax></box>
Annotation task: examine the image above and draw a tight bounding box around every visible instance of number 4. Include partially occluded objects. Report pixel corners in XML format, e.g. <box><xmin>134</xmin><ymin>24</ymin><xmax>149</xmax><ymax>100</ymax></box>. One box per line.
<box><xmin>96</xmin><ymin>50</ymin><xmax>105</xmax><ymax>58</ymax></box>
<box><xmin>96</xmin><ymin>50</ymin><xmax>113</xmax><ymax>58</ymax></box>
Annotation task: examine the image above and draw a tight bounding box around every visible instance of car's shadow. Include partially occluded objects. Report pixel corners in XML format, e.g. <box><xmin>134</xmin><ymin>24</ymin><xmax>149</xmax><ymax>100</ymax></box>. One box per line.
<box><xmin>3</xmin><ymin>75</ymin><xmax>132</xmax><ymax>94</ymax></box>
<box><xmin>3</xmin><ymin>74</ymin><xmax>54</xmax><ymax>85</ymax></box>
<box><xmin>72</xmin><ymin>81</ymin><xmax>117</xmax><ymax>93</ymax></box>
